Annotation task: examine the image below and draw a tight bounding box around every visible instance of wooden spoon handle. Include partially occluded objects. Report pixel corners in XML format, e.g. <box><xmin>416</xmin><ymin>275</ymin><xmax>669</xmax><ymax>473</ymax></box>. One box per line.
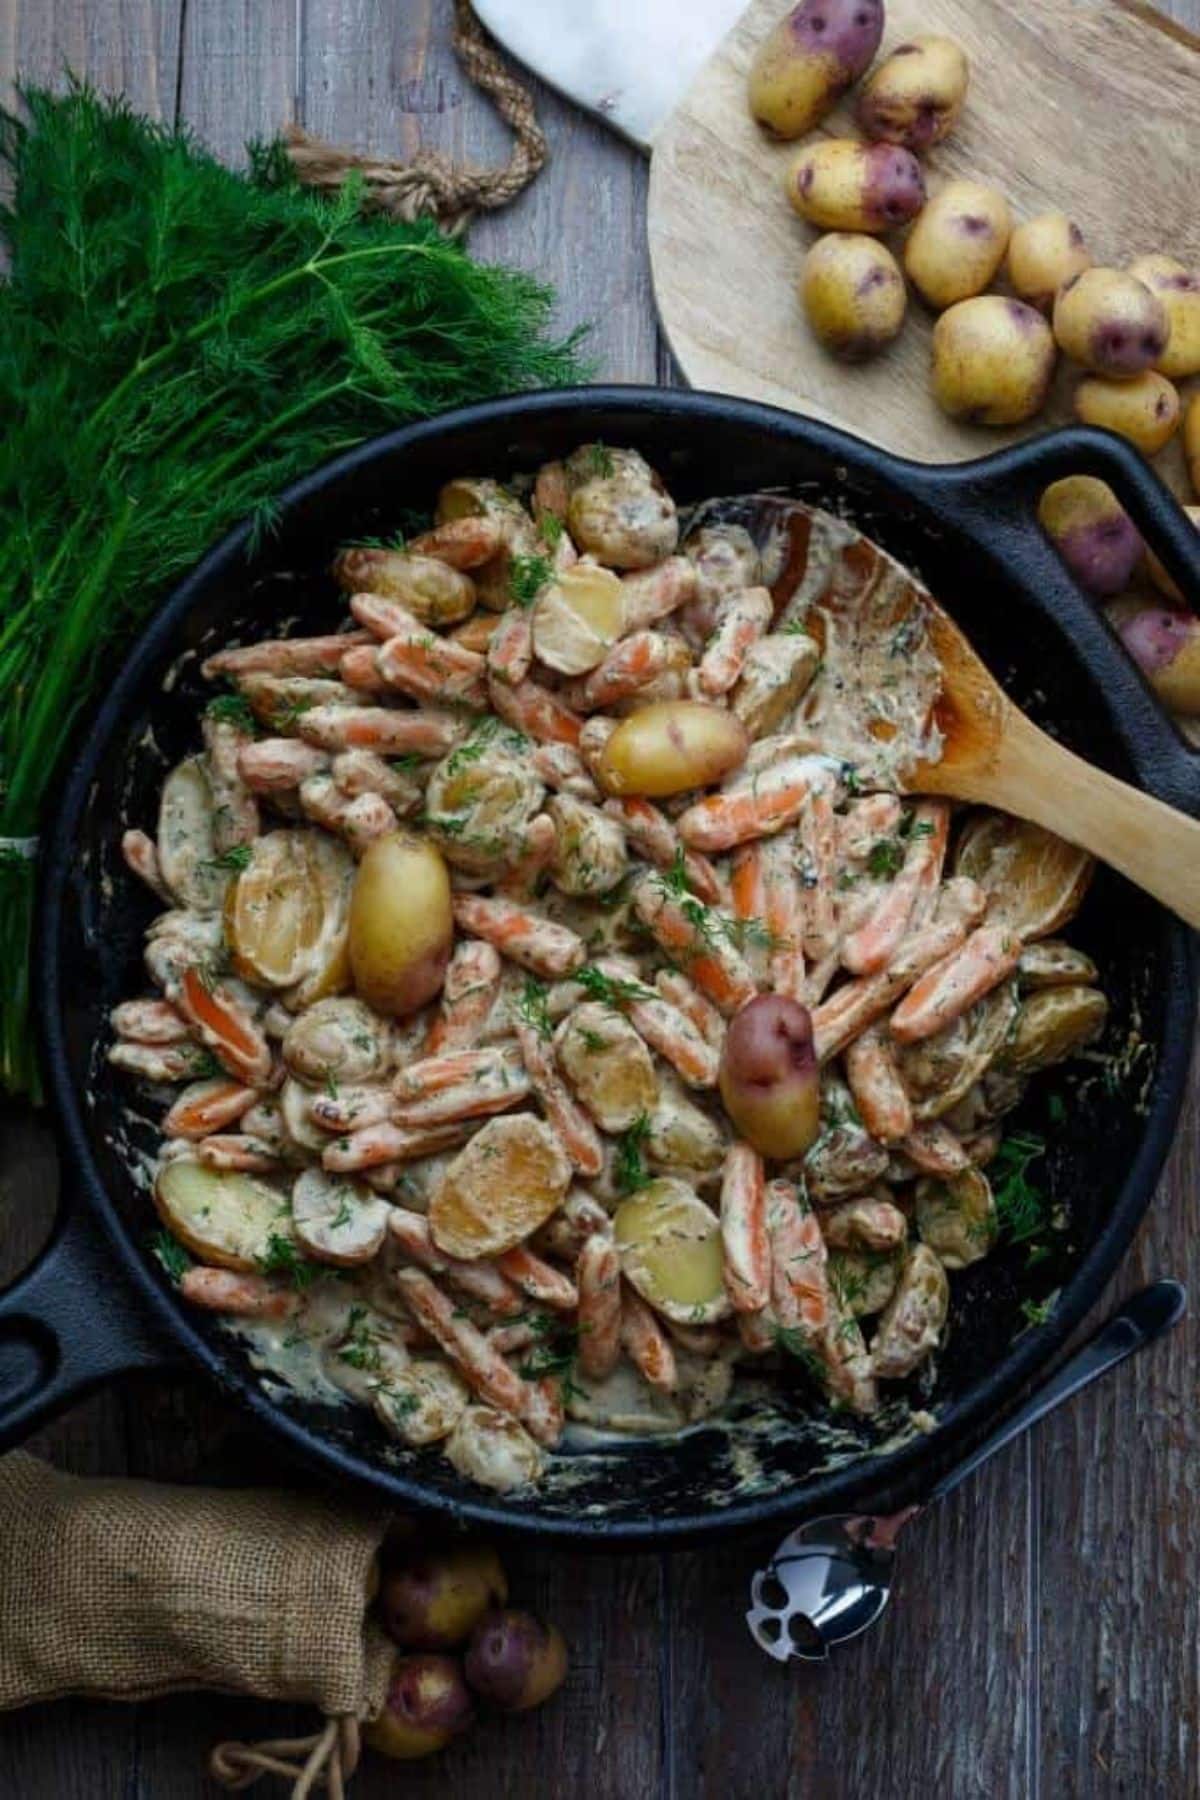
<box><xmin>981</xmin><ymin>716</ymin><xmax>1200</xmax><ymax>930</ymax></box>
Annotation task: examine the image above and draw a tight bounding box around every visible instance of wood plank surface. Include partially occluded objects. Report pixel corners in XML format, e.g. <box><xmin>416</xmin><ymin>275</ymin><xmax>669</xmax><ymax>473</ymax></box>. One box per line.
<box><xmin>0</xmin><ymin>2</ymin><xmax>1197</xmax><ymax>1796</ymax></box>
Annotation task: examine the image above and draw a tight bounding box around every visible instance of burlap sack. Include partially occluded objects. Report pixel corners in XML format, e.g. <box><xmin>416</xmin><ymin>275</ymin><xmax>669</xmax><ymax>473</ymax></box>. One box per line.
<box><xmin>0</xmin><ymin>1452</ymin><xmax>395</xmax><ymax>1793</ymax></box>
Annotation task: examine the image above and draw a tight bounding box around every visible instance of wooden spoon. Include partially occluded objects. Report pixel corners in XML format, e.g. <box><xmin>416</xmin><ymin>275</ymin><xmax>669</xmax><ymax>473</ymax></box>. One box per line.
<box><xmin>909</xmin><ymin>607</ymin><xmax>1200</xmax><ymax>930</ymax></box>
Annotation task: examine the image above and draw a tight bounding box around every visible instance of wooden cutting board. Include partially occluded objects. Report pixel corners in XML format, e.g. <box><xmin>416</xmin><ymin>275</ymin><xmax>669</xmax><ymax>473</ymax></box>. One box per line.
<box><xmin>647</xmin><ymin>0</ymin><xmax>1200</xmax><ymax>481</ymax></box>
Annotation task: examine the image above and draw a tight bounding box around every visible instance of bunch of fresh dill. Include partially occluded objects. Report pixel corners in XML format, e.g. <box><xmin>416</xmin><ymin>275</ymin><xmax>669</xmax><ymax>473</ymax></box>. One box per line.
<box><xmin>0</xmin><ymin>84</ymin><xmax>587</xmax><ymax>1099</ymax></box>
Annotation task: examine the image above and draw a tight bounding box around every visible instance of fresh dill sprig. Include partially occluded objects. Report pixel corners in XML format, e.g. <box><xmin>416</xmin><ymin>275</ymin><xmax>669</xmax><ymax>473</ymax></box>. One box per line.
<box><xmin>516</xmin><ymin>977</ymin><xmax>554</xmax><ymax>1041</ymax></box>
<box><xmin>151</xmin><ymin>1230</ymin><xmax>191</xmax><ymax>1283</ymax></box>
<box><xmin>574</xmin><ymin>963</ymin><xmax>656</xmax><ymax>1008</ymax></box>
<box><xmin>205</xmin><ymin>690</ymin><xmax>258</xmax><ymax>733</ymax></box>
<box><xmin>614</xmin><ymin>1113</ymin><xmax>653</xmax><ymax>1195</ymax></box>
<box><xmin>866</xmin><ymin>837</ymin><xmax>905</xmax><ymax>881</ymax></box>
<box><xmin>257</xmin><ymin>1234</ymin><xmax>321</xmax><ymax>1291</ymax></box>
<box><xmin>586</xmin><ymin>443</ymin><xmax>615</xmax><ymax>479</ymax></box>
<box><xmin>992</xmin><ymin>1131</ymin><xmax>1049</xmax><ymax>1245</ymax></box>
<box><xmin>0</xmin><ymin>83</ymin><xmax>587</xmax><ymax>1100</ymax></box>
<box><xmin>538</xmin><ymin>512</ymin><xmax>565</xmax><ymax>550</ymax></box>
<box><xmin>508</xmin><ymin>552</ymin><xmax>554</xmax><ymax>606</ymax></box>
<box><xmin>200</xmin><ymin>843</ymin><xmax>253</xmax><ymax>875</ymax></box>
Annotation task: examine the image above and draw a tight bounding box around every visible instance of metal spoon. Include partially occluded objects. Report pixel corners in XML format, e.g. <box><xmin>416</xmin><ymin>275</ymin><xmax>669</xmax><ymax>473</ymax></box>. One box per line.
<box><xmin>746</xmin><ymin>1280</ymin><xmax>1186</xmax><ymax>1663</ymax></box>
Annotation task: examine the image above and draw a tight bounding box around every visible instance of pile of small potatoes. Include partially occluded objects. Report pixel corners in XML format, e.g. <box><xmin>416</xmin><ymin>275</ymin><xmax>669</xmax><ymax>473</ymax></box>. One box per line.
<box><xmin>749</xmin><ymin>1</ymin><xmax>1200</xmax><ymax>430</ymax></box>
<box><xmin>364</xmin><ymin>1536</ymin><xmax>568</xmax><ymax>1761</ymax></box>
<box><xmin>749</xmin><ymin>0</ymin><xmax>1200</xmax><ymax>718</ymax></box>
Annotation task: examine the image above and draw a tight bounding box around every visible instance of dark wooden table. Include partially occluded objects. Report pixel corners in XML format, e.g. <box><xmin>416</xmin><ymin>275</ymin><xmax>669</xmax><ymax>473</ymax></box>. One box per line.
<box><xmin>2</xmin><ymin>2</ymin><xmax>1198</xmax><ymax>1794</ymax></box>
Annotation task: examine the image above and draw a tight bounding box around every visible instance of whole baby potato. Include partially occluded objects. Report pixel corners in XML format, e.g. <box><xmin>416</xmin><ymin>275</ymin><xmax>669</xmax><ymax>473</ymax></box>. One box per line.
<box><xmin>801</xmin><ymin>234</ymin><xmax>907</xmax><ymax>360</ymax></box>
<box><xmin>856</xmin><ymin>35</ymin><xmax>969</xmax><ymax>151</ymax></box>
<box><xmin>1073</xmin><ymin>370</ymin><xmax>1180</xmax><ymax>455</ymax></box>
<box><xmin>1146</xmin><ymin>503</ymin><xmax>1200</xmax><ymax>603</ymax></box>
<box><xmin>381</xmin><ymin>1543</ymin><xmax>508</xmax><ymax>1651</ymax></box>
<box><xmin>1053</xmin><ymin>268</ymin><xmax>1169</xmax><ymax>376</ymax></box>
<box><xmin>718</xmin><ymin>994</ymin><xmax>821</xmax><ymax>1160</ymax></box>
<box><xmin>1116</xmin><ymin>605</ymin><xmax>1200</xmax><ymax>714</ymax></box>
<box><xmin>1128</xmin><ymin>254</ymin><xmax>1200</xmax><ymax>380</ymax></box>
<box><xmin>931</xmin><ymin>297</ymin><xmax>1056</xmax><ymax>426</ymax></box>
<box><xmin>785</xmin><ymin>139</ymin><xmax>926</xmax><ymax>235</ymax></box>
<box><xmin>364</xmin><ymin>1652</ymin><xmax>475</xmax><ymax>1760</ymax></box>
<box><xmin>464</xmin><ymin>1609</ymin><xmax>569</xmax><ymax>1713</ymax></box>
<box><xmin>1187</xmin><ymin>394</ymin><xmax>1200</xmax><ymax>499</ymax></box>
<box><xmin>748</xmin><ymin>0</ymin><xmax>885</xmax><ymax>139</ymax></box>
<box><xmin>904</xmin><ymin>180</ymin><xmax>1012</xmax><ymax>310</ymax></box>
<box><xmin>348</xmin><ymin>830</ymin><xmax>453</xmax><ymax>1017</ymax></box>
<box><xmin>596</xmin><ymin>700</ymin><xmax>749</xmax><ymax>798</ymax></box>
<box><xmin>1037</xmin><ymin>476</ymin><xmax>1144</xmax><ymax>598</ymax></box>
<box><xmin>1006</xmin><ymin>212</ymin><xmax>1092</xmax><ymax>315</ymax></box>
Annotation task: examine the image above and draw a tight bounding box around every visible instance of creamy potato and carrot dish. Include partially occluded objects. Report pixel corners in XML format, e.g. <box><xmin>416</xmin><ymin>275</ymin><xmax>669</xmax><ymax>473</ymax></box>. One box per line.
<box><xmin>109</xmin><ymin>445</ymin><xmax>1107</xmax><ymax>1493</ymax></box>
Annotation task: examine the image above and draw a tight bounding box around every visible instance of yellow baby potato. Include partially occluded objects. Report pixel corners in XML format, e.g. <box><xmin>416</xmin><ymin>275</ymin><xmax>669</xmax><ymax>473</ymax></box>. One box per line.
<box><xmin>800</xmin><ymin>233</ymin><xmax>907</xmax><ymax>361</ymax></box>
<box><xmin>348</xmin><ymin>830</ymin><xmax>453</xmax><ymax>1017</ymax></box>
<box><xmin>1053</xmin><ymin>268</ymin><xmax>1169</xmax><ymax>376</ymax></box>
<box><xmin>1006</xmin><ymin>212</ymin><xmax>1092</xmax><ymax>315</ymax></box>
<box><xmin>748</xmin><ymin>0</ymin><xmax>884</xmax><ymax>139</ymax></box>
<box><xmin>785</xmin><ymin>139</ymin><xmax>925</xmax><ymax>234</ymax></box>
<box><xmin>904</xmin><ymin>180</ymin><xmax>1012</xmax><ymax>311</ymax></box>
<box><xmin>1127</xmin><ymin>253</ymin><xmax>1200</xmax><ymax>380</ymax></box>
<box><xmin>931</xmin><ymin>296</ymin><xmax>1056</xmax><ymax>426</ymax></box>
<box><xmin>596</xmin><ymin>700</ymin><xmax>748</xmax><ymax>798</ymax></box>
<box><xmin>1073</xmin><ymin>369</ymin><xmax>1180</xmax><ymax>455</ymax></box>
<box><xmin>856</xmin><ymin>35</ymin><xmax>969</xmax><ymax>151</ymax></box>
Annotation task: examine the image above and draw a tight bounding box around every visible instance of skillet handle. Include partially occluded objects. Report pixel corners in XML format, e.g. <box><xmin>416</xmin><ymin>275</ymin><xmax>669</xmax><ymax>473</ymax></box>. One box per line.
<box><xmin>902</xmin><ymin>424</ymin><xmax>1200</xmax><ymax>813</ymax></box>
<box><xmin>0</xmin><ymin>1182</ymin><xmax>175</xmax><ymax>1450</ymax></box>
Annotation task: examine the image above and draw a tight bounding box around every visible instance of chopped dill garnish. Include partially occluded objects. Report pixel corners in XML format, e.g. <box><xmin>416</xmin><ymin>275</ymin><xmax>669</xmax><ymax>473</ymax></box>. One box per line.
<box><xmin>188</xmin><ymin>1048</ymin><xmax>225</xmax><ymax>1080</ymax></box>
<box><xmin>781</xmin><ymin>618</ymin><xmax>811</xmax><ymax>637</ymax></box>
<box><xmin>866</xmin><ymin>837</ymin><xmax>905</xmax><ymax>881</ymax></box>
<box><xmin>538</xmin><ymin>512</ymin><xmax>565</xmax><ymax>550</ymax></box>
<box><xmin>508</xmin><ymin>552</ymin><xmax>554</xmax><ymax>606</ymax></box>
<box><xmin>518</xmin><ymin>1317</ymin><xmax>583</xmax><ymax>1397</ymax></box>
<box><xmin>579</xmin><ymin>1028</ymin><xmax>608</xmax><ymax>1052</ymax></box>
<box><xmin>658</xmin><ymin>847</ymin><xmax>693</xmax><ymax>898</ymax></box>
<box><xmin>201</xmin><ymin>843</ymin><xmax>253</xmax><ymax>875</ymax></box>
<box><xmin>773</xmin><ymin>1324</ymin><xmax>826</xmax><ymax>1385</ymax></box>
<box><xmin>992</xmin><ymin>1131</ymin><xmax>1049</xmax><ymax>1245</ymax></box>
<box><xmin>516</xmin><ymin>977</ymin><xmax>554</xmax><ymax>1041</ymax></box>
<box><xmin>614</xmin><ymin>1113</ymin><xmax>652</xmax><ymax>1194</ymax></box>
<box><xmin>443</xmin><ymin>715</ymin><xmax>526</xmax><ymax>774</ymax></box>
<box><xmin>389</xmin><ymin>753</ymin><xmax>424</xmax><ymax>774</ymax></box>
<box><xmin>338</xmin><ymin>1305</ymin><xmax>383</xmax><ymax>1371</ymax></box>
<box><xmin>1019</xmin><ymin>1294</ymin><xmax>1056</xmax><ymax>1328</ymax></box>
<box><xmin>205</xmin><ymin>690</ymin><xmax>258</xmax><ymax>733</ymax></box>
<box><xmin>151</xmin><ymin>1231</ymin><xmax>191</xmax><ymax>1283</ymax></box>
<box><xmin>257</xmin><ymin>1234</ymin><xmax>320</xmax><ymax>1291</ymax></box>
<box><xmin>587</xmin><ymin>442</ymin><xmax>615</xmax><ymax>478</ymax></box>
<box><xmin>271</xmin><ymin>697</ymin><xmax>316</xmax><ymax>731</ymax></box>
<box><xmin>574</xmin><ymin>963</ymin><xmax>655</xmax><ymax>1008</ymax></box>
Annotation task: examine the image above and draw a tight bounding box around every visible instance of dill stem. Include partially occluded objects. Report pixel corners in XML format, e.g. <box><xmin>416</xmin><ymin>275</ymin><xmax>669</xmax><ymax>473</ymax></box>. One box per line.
<box><xmin>85</xmin><ymin>243</ymin><xmax>436</xmax><ymax>438</ymax></box>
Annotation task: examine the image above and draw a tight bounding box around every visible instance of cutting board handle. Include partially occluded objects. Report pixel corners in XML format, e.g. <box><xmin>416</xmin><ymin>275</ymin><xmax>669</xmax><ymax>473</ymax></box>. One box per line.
<box><xmin>904</xmin><ymin>425</ymin><xmax>1200</xmax><ymax>817</ymax></box>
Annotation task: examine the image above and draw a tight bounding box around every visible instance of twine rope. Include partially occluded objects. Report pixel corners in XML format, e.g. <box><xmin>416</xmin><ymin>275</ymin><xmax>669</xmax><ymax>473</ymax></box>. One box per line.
<box><xmin>210</xmin><ymin>1716</ymin><xmax>362</xmax><ymax>1800</ymax></box>
<box><xmin>285</xmin><ymin>0</ymin><xmax>547</xmax><ymax>233</ymax></box>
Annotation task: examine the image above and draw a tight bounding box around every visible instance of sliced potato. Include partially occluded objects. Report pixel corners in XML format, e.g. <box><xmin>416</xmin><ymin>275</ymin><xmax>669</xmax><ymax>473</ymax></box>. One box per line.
<box><xmin>895</xmin><ymin>981</ymin><xmax>1020</xmax><ymax>1123</ymax></box>
<box><xmin>157</xmin><ymin>757</ymin><xmax>230</xmax><ymax>912</ymax></box>
<box><xmin>613</xmin><ymin>1178</ymin><xmax>731</xmax><ymax>1325</ymax></box>
<box><xmin>226</xmin><ymin>829</ymin><xmax>353</xmax><ymax>989</ymax></box>
<box><xmin>1001</xmin><ymin>985</ymin><xmax>1108</xmax><ymax>1075</ymax></box>
<box><xmin>555</xmin><ymin>1003</ymin><xmax>659</xmax><ymax>1132</ymax></box>
<box><xmin>915</xmin><ymin>1167</ymin><xmax>996</xmax><ymax>1270</ymax></box>
<box><xmin>292</xmin><ymin>1167</ymin><xmax>390</xmax><ymax>1266</ymax></box>
<box><xmin>283</xmin><ymin>834</ymin><xmax>356</xmax><ymax>1010</ymax></box>
<box><xmin>828</xmin><ymin>1248</ymin><xmax>902</xmax><ymax>1318</ymax></box>
<box><xmin>645</xmin><ymin>1077</ymin><xmax>727</xmax><ymax>1178</ymax></box>
<box><xmin>953</xmin><ymin>813</ymin><xmax>1094</xmax><ymax>943</ymax></box>
<box><xmin>444</xmin><ymin>1403</ymin><xmax>545</xmax><ymax>1491</ymax></box>
<box><xmin>154</xmin><ymin>1159</ymin><xmax>290</xmax><ymax>1271</ymax></box>
<box><xmin>374</xmin><ymin>1358</ymin><xmax>471</xmax><ymax>1445</ymax></box>
<box><xmin>282</xmin><ymin>996</ymin><xmax>391</xmax><ymax>1085</ymax></box>
<box><xmin>429</xmin><ymin>1115</ymin><xmax>571</xmax><ymax>1259</ymax></box>
<box><xmin>1017</xmin><ymin>940</ymin><xmax>1099</xmax><ymax>990</ymax></box>
<box><xmin>870</xmin><ymin>1244</ymin><xmax>949</xmax><ymax>1379</ymax></box>
<box><xmin>279</xmin><ymin>1077</ymin><xmax>331</xmax><ymax>1155</ymax></box>
<box><xmin>531</xmin><ymin>563</ymin><xmax>626</xmax><ymax>675</ymax></box>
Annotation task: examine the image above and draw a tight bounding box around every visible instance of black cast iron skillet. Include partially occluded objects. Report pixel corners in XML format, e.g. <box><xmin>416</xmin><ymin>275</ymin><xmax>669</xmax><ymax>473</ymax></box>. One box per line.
<box><xmin>4</xmin><ymin>388</ymin><xmax>1200</xmax><ymax>1547</ymax></box>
